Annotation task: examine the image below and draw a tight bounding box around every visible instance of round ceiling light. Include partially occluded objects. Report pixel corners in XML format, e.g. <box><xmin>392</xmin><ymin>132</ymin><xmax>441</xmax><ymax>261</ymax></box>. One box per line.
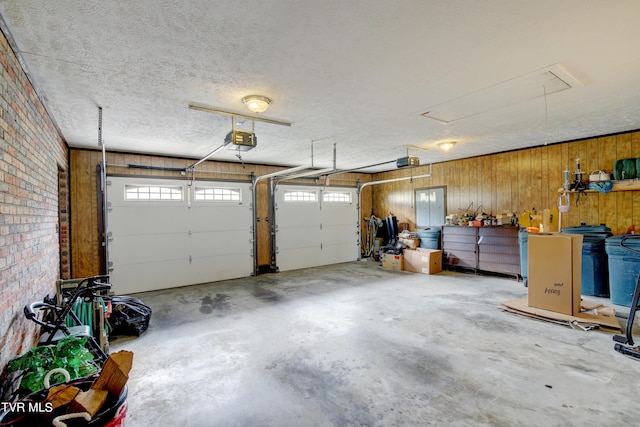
<box><xmin>438</xmin><ymin>141</ymin><xmax>457</xmax><ymax>151</ymax></box>
<box><xmin>242</xmin><ymin>95</ymin><xmax>271</xmax><ymax>113</ymax></box>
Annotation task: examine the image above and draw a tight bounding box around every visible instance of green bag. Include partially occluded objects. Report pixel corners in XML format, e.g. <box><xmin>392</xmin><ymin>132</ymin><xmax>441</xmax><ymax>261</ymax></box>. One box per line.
<box><xmin>622</xmin><ymin>158</ymin><xmax>636</xmax><ymax>180</ymax></box>
<box><xmin>614</xmin><ymin>159</ymin><xmax>623</xmax><ymax>180</ymax></box>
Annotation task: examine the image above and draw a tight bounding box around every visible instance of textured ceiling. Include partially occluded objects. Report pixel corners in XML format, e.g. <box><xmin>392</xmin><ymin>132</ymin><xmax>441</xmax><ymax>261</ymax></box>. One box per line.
<box><xmin>1</xmin><ymin>1</ymin><xmax>640</xmax><ymax>172</ymax></box>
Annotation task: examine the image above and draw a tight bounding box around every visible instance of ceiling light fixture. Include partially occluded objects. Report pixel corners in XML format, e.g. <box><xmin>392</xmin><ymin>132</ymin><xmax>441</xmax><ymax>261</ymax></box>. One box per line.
<box><xmin>438</xmin><ymin>141</ymin><xmax>457</xmax><ymax>151</ymax></box>
<box><xmin>242</xmin><ymin>95</ymin><xmax>271</xmax><ymax>113</ymax></box>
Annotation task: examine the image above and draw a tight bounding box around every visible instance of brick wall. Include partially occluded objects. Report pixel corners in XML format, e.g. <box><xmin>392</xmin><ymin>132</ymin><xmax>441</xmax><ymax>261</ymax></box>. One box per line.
<box><xmin>0</xmin><ymin>27</ymin><xmax>68</xmax><ymax>372</ymax></box>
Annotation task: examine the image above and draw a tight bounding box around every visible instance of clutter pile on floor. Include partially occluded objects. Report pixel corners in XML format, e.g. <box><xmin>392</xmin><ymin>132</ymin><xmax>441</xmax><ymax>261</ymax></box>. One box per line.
<box><xmin>0</xmin><ymin>275</ymin><xmax>151</xmax><ymax>426</ymax></box>
<box><xmin>373</xmin><ymin>215</ymin><xmax>443</xmax><ymax>275</ymax></box>
<box><xmin>500</xmin><ymin>297</ymin><xmax>620</xmax><ymax>332</ymax></box>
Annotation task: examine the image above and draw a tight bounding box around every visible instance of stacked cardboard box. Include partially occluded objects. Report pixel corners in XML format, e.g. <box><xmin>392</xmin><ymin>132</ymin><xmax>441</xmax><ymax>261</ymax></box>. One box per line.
<box><xmin>381</xmin><ymin>253</ymin><xmax>404</xmax><ymax>270</ymax></box>
<box><xmin>404</xmin><ymin>248</ymin><xmax>442</xmax><ymax>274</ymax></box>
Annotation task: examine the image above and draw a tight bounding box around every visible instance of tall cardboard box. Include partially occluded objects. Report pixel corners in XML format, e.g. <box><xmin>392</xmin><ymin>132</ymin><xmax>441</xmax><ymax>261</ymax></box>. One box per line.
<box><xmin>404</xmin><ymin>248</ymin><xmax>442</xmax><ymax>274</ymax></box>
<box><xmin>527</xmin><ymin>233</ymin><xmax>583</xmax><ymax>315</ymax></box>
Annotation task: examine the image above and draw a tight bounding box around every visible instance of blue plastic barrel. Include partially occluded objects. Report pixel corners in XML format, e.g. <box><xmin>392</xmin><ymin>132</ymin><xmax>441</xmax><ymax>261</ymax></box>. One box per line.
<box><xmin>605</xmin><ymin>235</ymin><xmax>640</xmax><ymax>306</ymax></box>
<box><xmin>562</xmin><ymin>224</ymin><xmax>612</xmax><ymax>297</ymax></box>
<box><xmin>518</xmin><ymin>228</ymin><xmax>529</xmax><ymax>284</ymax></box>
<box><xmin>418</xmin><ymin>227</ymin><xmax>441</xmax><ymax>249</ymax></box>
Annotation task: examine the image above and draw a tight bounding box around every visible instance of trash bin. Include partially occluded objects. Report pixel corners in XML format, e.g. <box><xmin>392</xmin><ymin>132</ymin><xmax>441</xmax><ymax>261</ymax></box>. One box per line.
<box><xmin>518</xmin><ymin>228</ymin><xmax>529</xmax><ymax>286</ymax></box>
<box><xmin>562</xmin><ymin>224</ymin><xmax>612</xmax><ymax>297</ymax></box>
<box><xmin>605</xmin><ymin>235</ymin><xmax>640</xmax><ymax>307</ymax></box>
<box><xmin>418</xmin><ymin>227</ymin><xmax>441</xmax><ymax>249</ymax></box>
<box><xmin>0</xmin><ymin>380</ymin><xmax>127</xmax><ymax>426</ymax></box>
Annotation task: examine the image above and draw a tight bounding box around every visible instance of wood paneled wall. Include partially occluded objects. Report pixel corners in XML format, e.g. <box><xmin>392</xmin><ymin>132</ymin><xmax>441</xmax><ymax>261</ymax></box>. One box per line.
<box><xmin>69</xmin><ymin>149</ymin><xmax>372</xmax><ymax>278</ymax></box>
<box><xmin>372</xmin><ymin>131</ymin><xmax>640</xmax><ymax>235</ymax></box>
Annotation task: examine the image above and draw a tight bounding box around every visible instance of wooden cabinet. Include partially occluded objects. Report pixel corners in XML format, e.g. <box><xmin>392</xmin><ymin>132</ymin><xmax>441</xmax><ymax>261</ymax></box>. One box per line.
<box><xmin>477</xmin><ymin>226</ymin><xmax>520</xmax><ymax>277</ymax></box>
<box><xmin>442</xmin><ymin>226</ymin><xmax>478</xmax><ymax>270</ymax></box>
<box><xmin>443</xmin><ymin>225</ymin><xmax>521</xmax><ymax>278</ymax></box>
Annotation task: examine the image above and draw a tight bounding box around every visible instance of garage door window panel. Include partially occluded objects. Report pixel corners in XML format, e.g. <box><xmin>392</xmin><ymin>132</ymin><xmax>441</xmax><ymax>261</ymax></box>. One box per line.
<box><xmin>283</xmin><ymin>190</ymin><xmax>317</xmax><ymax>202</ymax></box>
<box><xmin>194</xmin><ymin>187</ymin><xmax>242</xmax><ymax>202</ymax></box>
<box><xmin>322</xmin><ymin>191</ymin><xmax>352</xmax><ymax>203</ymax></box>
<box><xmin>125</xmin><ymin>184</ymin><xmax>183</xmax><ymax>201</ymax></box>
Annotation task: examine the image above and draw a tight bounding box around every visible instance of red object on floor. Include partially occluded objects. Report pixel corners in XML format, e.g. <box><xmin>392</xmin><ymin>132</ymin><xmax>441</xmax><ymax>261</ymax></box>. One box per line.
<box><xmin>103</xmin><ymin>401</ymin><xmax>127</xmax><ymax>427</ymax></box>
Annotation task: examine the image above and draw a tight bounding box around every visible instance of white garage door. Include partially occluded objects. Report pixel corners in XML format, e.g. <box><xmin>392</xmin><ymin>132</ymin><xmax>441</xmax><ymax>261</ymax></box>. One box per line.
<box><xmin>274</xmin><ymin>185</ymin><xmax>359</xmax><ymax>271</ymax></box>
<box><xmin>106</xmin><ymin>176</ymin><xmax>253</xmax><ymax>294</ymax></box>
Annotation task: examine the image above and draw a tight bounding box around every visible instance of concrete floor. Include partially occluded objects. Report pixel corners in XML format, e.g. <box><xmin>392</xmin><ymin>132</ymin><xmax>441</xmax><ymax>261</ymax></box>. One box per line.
<box><xmin>111</xmin><ymin>261</ymin><xmax>640</xmax><ymax>426</ymax></box>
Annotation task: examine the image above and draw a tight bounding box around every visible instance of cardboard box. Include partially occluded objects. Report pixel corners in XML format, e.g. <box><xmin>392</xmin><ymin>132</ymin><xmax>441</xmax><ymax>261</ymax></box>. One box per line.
<box><xmin>403</xmin><ymin>248</ymin><xmax>442</xmax><ymax>274</ymax></box>
<box><xmin>398</xmin><ymin>237</ymin><xmax>421</xmax><ymax>249</ymax></box>
<box><xmin>382</xmin><ymin>253</ymin><xmax>404</xmax><ymax>271</ymax></box>
<box><xmin>527</xmin><ymin>233</ymin><xmax>583</xmax><ymax>315</ymax></box>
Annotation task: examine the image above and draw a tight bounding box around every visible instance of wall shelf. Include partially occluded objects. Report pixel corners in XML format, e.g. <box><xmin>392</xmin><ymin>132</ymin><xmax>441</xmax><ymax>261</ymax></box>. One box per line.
<box><xmin>612</xmin><ymin>179</ymin><xmax>640</xmax><ymax>191</ymax></box>
<box><xmin>558</xmin><ymin>179</ymin><xmax>640</xmax><ymax>194</ymax></box>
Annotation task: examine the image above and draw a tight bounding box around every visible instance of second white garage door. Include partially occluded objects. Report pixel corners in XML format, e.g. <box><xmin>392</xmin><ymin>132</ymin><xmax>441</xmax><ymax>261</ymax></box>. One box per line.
<box><xmin>106</xmin><ymin>176</ymin><xmax>253</xmax><ymax>294</ymax></box>
<box><xmin>274</xmin><ymin>185</ymin><xmax>359</xmax><ymax>271</ymax></box>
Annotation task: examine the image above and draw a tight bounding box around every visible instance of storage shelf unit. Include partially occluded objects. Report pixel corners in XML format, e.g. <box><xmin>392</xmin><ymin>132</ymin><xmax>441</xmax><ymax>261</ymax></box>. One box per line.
<box><xmin>442</xmin><ymin>226</ymin><xmax>478</xmax><ymax>271</ymax></box>
<box><xmin>477</xmin><ymin>226</ymin><xmax>520</xmax><ymax>277</ymax></box>
<box><xmin>442</xmin><ymin>225</ymin><xmax>520</xmax><ymax>278</ymax></box>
